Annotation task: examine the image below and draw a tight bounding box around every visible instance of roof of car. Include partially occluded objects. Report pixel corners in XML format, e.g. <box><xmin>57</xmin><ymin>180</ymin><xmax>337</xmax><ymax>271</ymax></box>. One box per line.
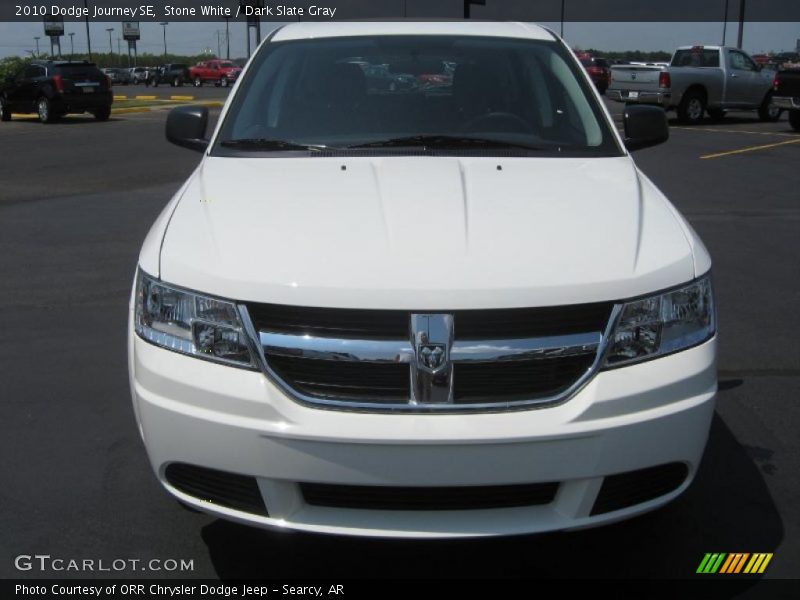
<box><xmin>271</xmin><ymin>21</ymin><xmax>556</xmax><ymax>43</ymax></box>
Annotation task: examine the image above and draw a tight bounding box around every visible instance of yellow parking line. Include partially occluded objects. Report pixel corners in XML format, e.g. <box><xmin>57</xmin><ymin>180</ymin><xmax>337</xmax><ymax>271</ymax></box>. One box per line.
<box><xmin>113</xmin><ymin>95</ymin><xmax>128</xmax><ymax>100</ymax></box>
<box><xmin>701</xmin><ymin>137</ymin><xmax>800</xmax><ymax>159</ymax></box>
<box><xmin>674</xmin><ymin>126</ymin><xmax>796</xmax><ymax>137</ymax></box>
<box><xmin>170</xmin><ymin>95</ymin><xmax>194</xmax><ymax>101</ymax></box>
<box><xmin>135</xmin><ymin>95</ymin><xmax>157</xmax><ymax>100</ymax></box>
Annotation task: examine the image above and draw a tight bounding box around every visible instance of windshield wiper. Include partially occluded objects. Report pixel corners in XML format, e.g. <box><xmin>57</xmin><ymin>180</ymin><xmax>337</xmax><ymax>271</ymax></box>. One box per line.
<box><xmin>348</xmin><ymin>135</ymin><xmax>543</xmax><ymax>151</ymax></box>
<box><xmin>219</xmin><ymin>138</ymin><xmax>331</xmax><ymax>152</ymax></box>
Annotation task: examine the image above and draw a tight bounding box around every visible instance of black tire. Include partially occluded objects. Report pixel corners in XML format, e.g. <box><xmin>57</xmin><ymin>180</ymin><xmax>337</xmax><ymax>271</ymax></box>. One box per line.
<box><xmin>220</xmin><ymin>77</ymin><xmax>229</xmax><ymax>88</ymax></box>
<box><xmin>758</xmin><ymin>93</ymin><xmax>782</xmax><ymax>122</ymax></box>
<box><xmin>173</xmin><ymin>76</ymin><xmax>181</xmax><ymax>87</ymax></box>
<box><xmin>707</xmin><ymin>107</ymin><xmax>726</xmax><ymax>122</ymax></box>
<box><xmin>789</xmin><ymin>110</ymin><xmax>800</xmax><ymax>132</ymax></box>
<box><xmin>0</xmin><ymin>96</ymin><xmax>10</xmax><ymax>121</ymax></box>
<box><xmin>36</xmin><ymin>96</ymin><xmax>57</xmax><ymax>123</ymax></box>
<box><xmin>193</xmin><ymin>77</ymin><xmax>202</xmax><ymax>87</ymax></box>
<box><xmin>677</xmin><ymin>89</ymin><xmax>706</xmax><ymax>124</ymax></box>
<box><xmin>93</xmin><ymin>106</ymin><xmax>111</xmax><ymax>121</ymax></box>
<box><xmin>598</xmin><ymin>84</ymin><xmax>607</xmax><ymax>96</ymax></box>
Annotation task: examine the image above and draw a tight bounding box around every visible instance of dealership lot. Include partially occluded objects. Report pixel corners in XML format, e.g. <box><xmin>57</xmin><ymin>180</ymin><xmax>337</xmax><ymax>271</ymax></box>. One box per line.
<box><xmin>0</xmin><ymin>101</ymin><xmax>798</xmax><ymax>585</ymax></box>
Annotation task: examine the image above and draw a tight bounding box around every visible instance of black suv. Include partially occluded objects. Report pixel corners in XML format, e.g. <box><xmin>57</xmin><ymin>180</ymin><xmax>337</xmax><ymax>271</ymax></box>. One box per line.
<box><xmin>0</xmin><ymin>60</ymin><xmax>113</xmax><ymax>123</ymax></box>
<box><xmin>147</xmin><ymin>64</ymin><xmax>190</xmax><ymax>87</ymax></box>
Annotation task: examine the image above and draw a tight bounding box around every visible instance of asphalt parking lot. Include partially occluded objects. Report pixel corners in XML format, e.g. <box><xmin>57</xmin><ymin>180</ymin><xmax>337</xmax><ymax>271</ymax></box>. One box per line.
<box><xmin>0</xmin><ymin>99</ymin><xmax>798</xmax><ymax>589</ymax></box>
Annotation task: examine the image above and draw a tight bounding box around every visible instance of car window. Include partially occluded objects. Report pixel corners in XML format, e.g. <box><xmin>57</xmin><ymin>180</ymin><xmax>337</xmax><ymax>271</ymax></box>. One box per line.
<box><xmin>24</xmin><ymin>65</ymin><xmax>43</xmax><ymax>79</ymax></box>
<box><xmin>729</xmin><ymin>51</ymin><xmax>756</xmax><ymax>71</ymax></box>
<box><xmin>672</xmin><ymin>49</ymin><xmax>720</xmax><ymax>68</ymax></box>
<box><xmin>216</xmin><ymin>35</ymin><xmax>619</xmax><ymax>157</ymax></box>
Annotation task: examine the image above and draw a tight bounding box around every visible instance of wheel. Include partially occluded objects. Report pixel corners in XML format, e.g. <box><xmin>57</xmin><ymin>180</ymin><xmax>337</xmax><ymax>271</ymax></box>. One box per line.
<box><xmin>707</xmin><ymin>108</ymin><xmax>726</xmax><ymax>122</ymax></box>
<box><xmin>0</xmin><ymin>96</ymin><xmax>10</xmax><ymax>121</ymax></box>
<box><xmin>677</xmin><ymin>90</ymin><xmax>706</xmax><ymax>124</ymax></box>
<box><xmin>37</xmin><ymin>96</ymin><xmax>56</xmax><ymax>123</ymax></box>
<box><xmin>93</xmin><ymin>106</ymin><xmax>111</xmax><ymax>121</ymax></box>
<box><xmin>220</xmin><ymin>77</ymin><xmax>229</xmax><ymax>88</ymax></box>
<box><xmin>758</xmin><ymin>93</ymin><xmax>782</xmax><ymax>122</ymax></box>
<box><xmin>173</xmin><ymin>77</ymin><xmax>181</xmax><ymax>87</ymax></box>
<box><xmin>598</xmin><ymin>84</ymin><xmax>607</xmax><ymax>96</ymax></box>
<box><xmin>193</xmin><ymin>77</ymin><xmax>202</xmax><ymax>87</ymax></box>
<box><xmin>789</xmin><ymin>110</ymin><xmax>800</xmax><ymax>132</ymax></box>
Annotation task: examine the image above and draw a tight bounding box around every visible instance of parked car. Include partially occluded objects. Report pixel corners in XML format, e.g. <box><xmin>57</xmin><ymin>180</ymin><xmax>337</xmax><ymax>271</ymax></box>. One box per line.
<box><xmin>770</xmin><ymin>51</ymin><xmax>800</xmax><ymax>69</ymax></box>
<box><xmin>188</xmin><ymin>59</ymin><xmax>242</xmax><ymax>88</ymax></box>
<box><xmin>129</xmin><ymin>66</ymin><xmax>149</xmax><ymax>84</ymax></box>
<box><xmin>102</xmin><ymin>67</ymin><xmax>131</xmax><ymax>86</ymax></box>
<box><xmin>148</xmin><ymin>64</ymin><xmax>190</xmax><ymax>87</ymax></box>
<box><xmin>772</xmin><ymin>67</ymin><xmax>800</xmax><ymax>131</ymax></box>
<box><xmin>0</xmin><ymin>60</ymin><xmax>112</xmax><ymax>123</ymax></box>
<box><xmin>608</xmin><ymin>45</ymin><xmax>781</xmax><ymax>124</ymax></box>
<box><xmin>131</xmin><ymin>22</ymin><xmax>715</xmax><ymax>539</ymax></box>
<box><xmin>577</xmin><ymin>53</ymin><xmax>611</xmax><ymax>94</ymax></box>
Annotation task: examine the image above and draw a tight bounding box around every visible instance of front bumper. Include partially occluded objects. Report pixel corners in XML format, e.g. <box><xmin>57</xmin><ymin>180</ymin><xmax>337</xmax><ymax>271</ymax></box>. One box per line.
<box><xmin>129</xmin><ymin>329</ymin><xmax>716</xmax><ymax>538</ymax></box>
<box><xmin>772</xmin><ymin>96</ymin><xmax>800</xmax><ymax>110</ymax></box>
<box><xmin>607</xmin><ymin>89</ymin><xmax>670</xmax><ymax>106</ymax></box>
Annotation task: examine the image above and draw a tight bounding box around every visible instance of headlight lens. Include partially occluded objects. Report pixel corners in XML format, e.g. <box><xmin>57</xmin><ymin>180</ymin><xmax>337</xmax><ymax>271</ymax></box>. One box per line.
<box><xmin>134</xmin><ymin>270</ymin><xmax>255</xmax><ymax>368</ymax></box>
<box><xmin>603</xmin><ymin>275</ymin><xmax>715</xmax><ymax>368</ymax></box>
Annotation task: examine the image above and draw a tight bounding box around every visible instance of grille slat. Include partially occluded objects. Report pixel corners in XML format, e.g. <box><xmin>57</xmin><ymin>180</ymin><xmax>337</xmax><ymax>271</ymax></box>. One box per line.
<box><xmin>300</xmin><ymin>482</ymin><xmax>559</xmax><ymax>510</ymax></box>
<box><xmin>248</xmin><ymin>302</ymin><xmax>613</xmax><ymax>341</ymax></box>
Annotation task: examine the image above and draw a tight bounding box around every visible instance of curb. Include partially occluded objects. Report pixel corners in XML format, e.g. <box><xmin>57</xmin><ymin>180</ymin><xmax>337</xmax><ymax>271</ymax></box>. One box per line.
<box><xmin>10</xmin><ymin>101</ymin><xmax>223</xmax><ymax>120</ymax></box>
<box><xmin>114</xmin><ymin>95</ymin><xmax>197</xmax><ymax>101</ymax></box>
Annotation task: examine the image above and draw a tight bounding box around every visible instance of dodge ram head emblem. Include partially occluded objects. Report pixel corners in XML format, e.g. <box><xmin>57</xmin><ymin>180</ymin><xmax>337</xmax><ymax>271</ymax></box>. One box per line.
<box><xmin>410</xmin><ymin>314</ymin><xmax>454</xmax><ymax>404</ymax></box>
<box><xmin>419</xmin><ymin>344</ymin><xmax>446</xmax><ymax>370</ymax></box>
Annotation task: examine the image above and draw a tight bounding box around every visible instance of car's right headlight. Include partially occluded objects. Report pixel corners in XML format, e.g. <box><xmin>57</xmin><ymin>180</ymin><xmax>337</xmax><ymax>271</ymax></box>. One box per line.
<box><xmin>134</xmin><ymin>269</ymin><xmax>256</xmax><ymax>369</ymax></box>
<box><xmin>602</xmin><ymin>274</ymin><xmax>715</xmax><ymax>368</ymax></box>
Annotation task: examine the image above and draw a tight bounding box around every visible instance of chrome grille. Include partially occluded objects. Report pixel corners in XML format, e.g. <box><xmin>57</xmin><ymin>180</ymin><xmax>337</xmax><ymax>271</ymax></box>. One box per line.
<box><xmin>241</xmin><ymin>302</ymin><xmax>617</xmax><ymax>412</ymax></box>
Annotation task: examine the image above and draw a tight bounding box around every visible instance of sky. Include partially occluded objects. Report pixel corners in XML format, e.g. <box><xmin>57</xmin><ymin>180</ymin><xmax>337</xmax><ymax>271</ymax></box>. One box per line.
<box><xmin>0</xmin><ymin>20</ymin><xmax>798</xmax><ymax>61</ymax></box>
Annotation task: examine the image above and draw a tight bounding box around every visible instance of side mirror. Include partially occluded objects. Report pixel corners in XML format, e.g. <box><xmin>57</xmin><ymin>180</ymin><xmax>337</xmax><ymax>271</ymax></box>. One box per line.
<box><xmin>166</xmin><ymin>105</ymin><xmax>209</xmax><ymax>152</ymax></box>
<box><xmin>623</xmin><ymin>105</ymin><xmax>669</xmax><ymax>151</ymax></box>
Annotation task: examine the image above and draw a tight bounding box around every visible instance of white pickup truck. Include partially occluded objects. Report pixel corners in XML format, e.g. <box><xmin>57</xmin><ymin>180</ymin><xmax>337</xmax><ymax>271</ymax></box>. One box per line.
<box><xmin>608</xmin><ymin>45</ymin><xmax>780</xmax><ymax>124</ymax></box>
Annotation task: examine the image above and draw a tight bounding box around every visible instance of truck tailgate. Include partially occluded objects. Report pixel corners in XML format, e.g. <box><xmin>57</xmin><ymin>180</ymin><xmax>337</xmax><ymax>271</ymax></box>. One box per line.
<box><xmin>609</xmin><ymin>65</ymin><xmax>664</xmax><ymax>91</ymax></box>
<box><xmin>775</xmin><ymin>69</ymin><xmax>800</xmax><ymax>98</ymax></box>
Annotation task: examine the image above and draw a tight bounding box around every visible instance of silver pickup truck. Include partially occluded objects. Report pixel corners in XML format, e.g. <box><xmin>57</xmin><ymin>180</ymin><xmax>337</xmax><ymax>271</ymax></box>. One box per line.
<box><xmin>608</xmin><ymin>45</ymin><xmax>781</xmax><ymax>124</ymax></box>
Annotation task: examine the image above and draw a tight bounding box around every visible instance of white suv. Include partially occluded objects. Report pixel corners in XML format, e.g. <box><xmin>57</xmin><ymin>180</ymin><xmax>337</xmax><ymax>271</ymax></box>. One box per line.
<box><xmin>129</xmin><ymin>22</ymin><xmax>716</xmax><ymax>538</ymax></box>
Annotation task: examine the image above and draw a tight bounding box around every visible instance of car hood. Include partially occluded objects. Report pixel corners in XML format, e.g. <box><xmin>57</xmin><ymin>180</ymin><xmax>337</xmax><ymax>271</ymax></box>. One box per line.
<box><xmin>158</xmin><ymin>155</ymin><xmax>698</xmax><ymax>309</ymax></box>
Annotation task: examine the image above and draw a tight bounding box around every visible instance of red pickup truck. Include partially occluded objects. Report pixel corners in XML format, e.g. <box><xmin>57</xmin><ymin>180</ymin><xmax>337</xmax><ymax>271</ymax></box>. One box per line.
<box><xmin>188</xmin><ymin>60</ymin><xmax>242</xmax><ymax>88</ymax></box>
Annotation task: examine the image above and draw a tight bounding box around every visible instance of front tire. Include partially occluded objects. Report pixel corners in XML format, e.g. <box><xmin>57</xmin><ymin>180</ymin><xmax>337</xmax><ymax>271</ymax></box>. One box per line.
<box><xmin>0</xmin><ymin>96</ymin><xmax>10</xmax><ymax>121</ymax></box>
<box><xmin>193</xmin><ymin>77</ymin><xmax>202</xmax><ymax>87</ymax></box>
<box><xmin>37</xmin><ymin>96</ymin><xmax>56</xmax><ymax>123</ymax></box>
<box><xmin>758</xmin><ymin>93</ymin><xmax>782</xmax><ymax>122</ymax></box>
<box><xmin>92</xmin><ymin>106</ymin><xmax>111</xmax><ymax>121</ymax></box>
<box><xmin>220</xmin><ymin>77</ymin><xmax>229</xmax><ymax>88</ymax></box>
<box><xmin>789</xmin><ymin>110</ymin><xmax>800</xmax><ymax>132</ymax></box>
<box><xmin>677</xmin><ymin>90</ymin><xmax>706</xmax><ymax>124</ymax></box>
<box><xmin>173</xmin><ymin>76</ymin><xmax>182</xmax><ymax>87</ymax></box>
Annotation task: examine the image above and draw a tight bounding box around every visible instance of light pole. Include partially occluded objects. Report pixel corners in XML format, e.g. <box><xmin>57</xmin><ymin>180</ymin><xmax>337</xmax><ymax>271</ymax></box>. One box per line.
<box><xmin>34</xmin><ymin>37</ymin><xmax>40</xmax><ymax>57</ymax></box>
<box><xmin>560</xmin><ymin>0</ymin><xmax>566</xmax><ymax>38</ymax></box>
<box><xmin>68</xmin><ymin>32</ymin><xmax>75</xmax><ymax>59</ymax></box>
<box><xmin>721</xmin><ymin>0</ymin><xmax>729</xmax><ymax>46</ymax></box>
<box><xmin>83</xmin><ymin>0</ymin><xmax>92</xmax><ymax>60</ymax></box>
<box><xmin>106</xmin><ymin>28</ymin><xmax>114</xmax><ymax>64</ymax></box>
<box><xmin>160</xmin><ymin>22</ymin><xmax>169</xmax><ymax>58</ymax></box>
<box><xmin>225</xmin><ymin>17</ymin><xmax>230</xmax><ymax>59</ymax></box>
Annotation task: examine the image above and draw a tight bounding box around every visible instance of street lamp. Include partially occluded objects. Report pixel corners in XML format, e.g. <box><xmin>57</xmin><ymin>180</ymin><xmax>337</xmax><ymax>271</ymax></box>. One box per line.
<box><xmin>34</xmin><ymin>36</ymin><xmax>40</xmax><ymax>57</ymax></box>
<box><xmin>160</xmin><ymin>22</ymin><xmax>169</xmax><ymax>58</ymax></box>
<box><xmin>106</xmin><ymin>27</ymin><xmax>114</xmax><ymax>64</ymax></box>
<box><xmin>83</xmin><ymin>0</ymin><xmax>92</xmax><ymax>61</ymax></box>
<box><xmin>68</xmin><ymin>32</ymin><xmax>75</xmax><ymax>59</ymax></box>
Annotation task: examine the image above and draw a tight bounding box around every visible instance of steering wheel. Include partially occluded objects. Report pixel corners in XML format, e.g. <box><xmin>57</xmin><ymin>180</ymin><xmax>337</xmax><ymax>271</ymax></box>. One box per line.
<box><xmin>460</xmin><ymin>112</ymin><xmax>532</xmax><ymax>133</ymax></box>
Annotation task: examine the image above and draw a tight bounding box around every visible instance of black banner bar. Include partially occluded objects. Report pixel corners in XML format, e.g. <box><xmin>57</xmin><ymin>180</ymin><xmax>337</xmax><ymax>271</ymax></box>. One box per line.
<box><xmin>1</xmin><ymin>0</ymin><xmax>800</xmax><ymax>23</ymax></box>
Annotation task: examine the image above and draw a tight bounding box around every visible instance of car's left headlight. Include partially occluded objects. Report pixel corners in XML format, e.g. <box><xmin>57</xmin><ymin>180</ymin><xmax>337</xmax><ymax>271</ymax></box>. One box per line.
<box><xmin>603</xmin><ymin>274</ymin><xmax>715</xmax><ymax>368</ymax></box>
<box><xmin>134</xmin><ymin>269</ymin><xmax>256</xmax><ymax>368</ymax></box>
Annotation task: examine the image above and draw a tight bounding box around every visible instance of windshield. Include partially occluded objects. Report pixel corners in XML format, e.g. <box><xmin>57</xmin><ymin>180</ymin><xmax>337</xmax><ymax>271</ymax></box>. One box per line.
<box><xmin>214</xmin><ymin>35</ymin><xmax>620</xmax><ymax>157</ymax></box>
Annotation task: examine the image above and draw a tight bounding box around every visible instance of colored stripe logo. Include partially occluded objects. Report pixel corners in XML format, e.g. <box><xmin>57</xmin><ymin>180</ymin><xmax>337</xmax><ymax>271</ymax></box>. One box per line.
<box><xmin>697</xmin><ymin>553</ymin><xmax>773</xmax><ymax>574</ymax></box>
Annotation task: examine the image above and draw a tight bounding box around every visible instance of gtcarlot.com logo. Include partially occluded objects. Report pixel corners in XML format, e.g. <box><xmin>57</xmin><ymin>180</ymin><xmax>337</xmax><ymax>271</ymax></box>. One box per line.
<box><xmin>14</xmin><ymin>554</ymin><xmax>194</xmax><ymax>573</ymax></box>
<box><xmin>696</xmin><ymin>552</ymin><xmax>773</xmax><ymax>575</ymax></box>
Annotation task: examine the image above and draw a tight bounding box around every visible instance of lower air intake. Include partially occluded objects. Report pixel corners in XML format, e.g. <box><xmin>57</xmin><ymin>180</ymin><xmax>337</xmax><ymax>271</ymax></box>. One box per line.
<box><xmin>591</xmin><ymin>462</ymin><xmax>689</xmax><ymax>515</ymax></box>
<box><xmin>164</xmin><ymin>463</ymin><xmax>268</xmax><ymax>516</ymax></box>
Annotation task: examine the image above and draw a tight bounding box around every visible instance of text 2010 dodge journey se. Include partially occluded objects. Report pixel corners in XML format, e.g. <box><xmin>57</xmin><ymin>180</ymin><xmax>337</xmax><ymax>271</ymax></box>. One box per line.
<box><xmin>129</xmin><ymin>22</ymin><xmax>716</xmax><ymax>537</ymax></box>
